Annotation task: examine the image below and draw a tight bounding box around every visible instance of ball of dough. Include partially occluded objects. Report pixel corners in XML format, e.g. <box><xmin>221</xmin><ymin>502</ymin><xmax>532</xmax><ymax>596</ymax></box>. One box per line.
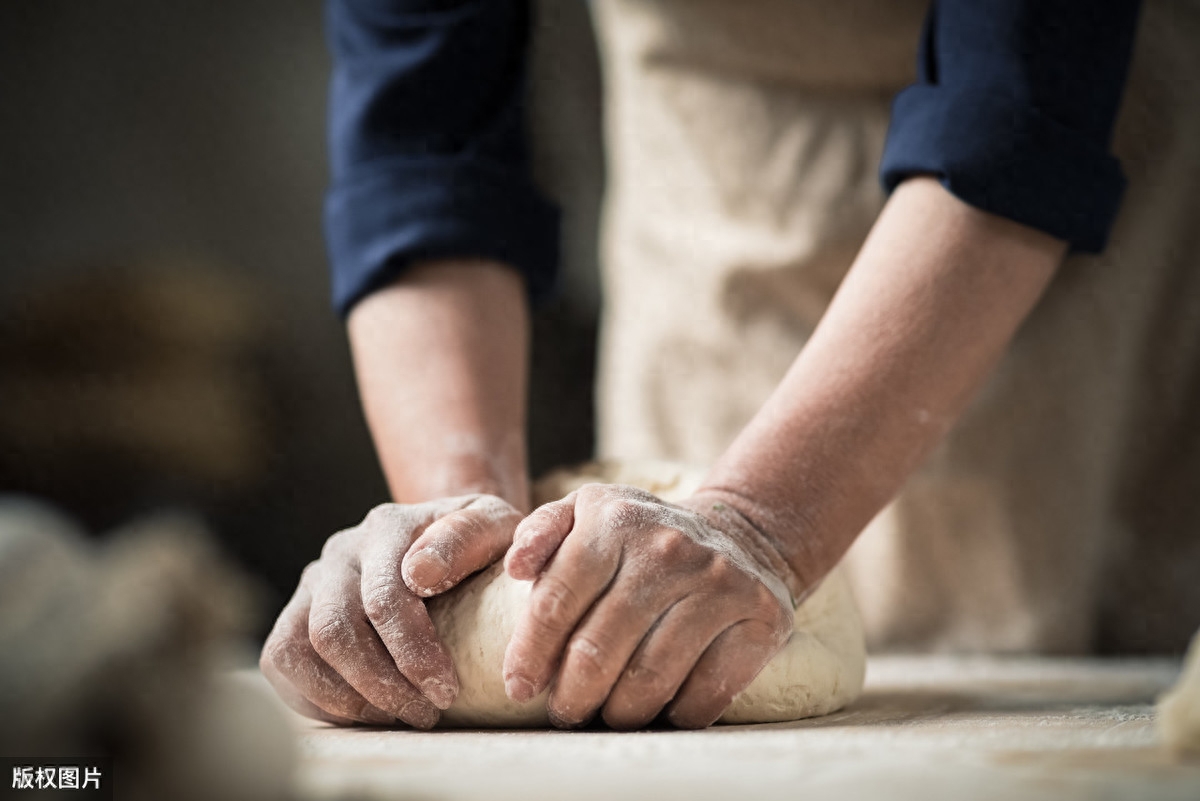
<box><xmin>1159</xmin><ymin>629</ymin><xmax>1200</xmax><ymax>757</ymax></box>
<box><xmin>427</xmin><ymin>461</ymin><xmax>866</xmax><ymax>727</ymax></box>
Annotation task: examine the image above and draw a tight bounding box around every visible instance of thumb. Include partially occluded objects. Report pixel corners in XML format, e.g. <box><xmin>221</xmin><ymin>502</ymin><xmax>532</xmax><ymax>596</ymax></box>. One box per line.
<box><xmin>504</xmin><ymin>491</ymin><xmax>577</xmax><ymax>581</ymax></box>
<box><xmin>402</xmin><ymin>495</ymin><xmax>523</xmax><ymax>597</ymax></box>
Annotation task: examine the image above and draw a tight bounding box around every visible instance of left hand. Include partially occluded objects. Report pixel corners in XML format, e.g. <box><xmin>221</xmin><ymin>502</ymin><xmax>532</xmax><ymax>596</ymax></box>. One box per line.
<box><xmin>501</xmin><ymin>483</ymin><xmax>798</xmax><ymax>730</ymax></box>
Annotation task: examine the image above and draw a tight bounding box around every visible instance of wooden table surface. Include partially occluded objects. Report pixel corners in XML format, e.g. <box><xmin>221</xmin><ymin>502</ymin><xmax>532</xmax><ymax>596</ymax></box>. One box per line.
<box><xmin>243</xmin><ymin>655</ymin><xmax>1200</xmax><ymax>801</ymax></box>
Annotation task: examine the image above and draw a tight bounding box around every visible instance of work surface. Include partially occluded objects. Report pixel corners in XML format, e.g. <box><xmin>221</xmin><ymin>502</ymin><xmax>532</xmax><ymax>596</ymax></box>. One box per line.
<box><xmin>261</xmin><ymin>656</ymin><xmax>1200</xmax><ymax>801</ymax></box>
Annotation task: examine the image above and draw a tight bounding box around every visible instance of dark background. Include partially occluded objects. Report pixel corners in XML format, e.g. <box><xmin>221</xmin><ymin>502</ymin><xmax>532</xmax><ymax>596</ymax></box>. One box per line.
<box><xmin>0</xmin><ymin>0</ymin><xmax>606</xmax><ymax>632</ymax></box>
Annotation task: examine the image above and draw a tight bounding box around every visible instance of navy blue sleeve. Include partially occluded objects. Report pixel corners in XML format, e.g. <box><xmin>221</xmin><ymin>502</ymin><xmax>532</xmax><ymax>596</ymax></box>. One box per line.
<box><xmin>325</xmin><ymin>0</ymin><xmax>559</xmax><ymax>316</ymax></box>
<box><xmin>880</xmin><ymin>1</ymin><xmax>1142</xmax><ymax>252</ymax></box>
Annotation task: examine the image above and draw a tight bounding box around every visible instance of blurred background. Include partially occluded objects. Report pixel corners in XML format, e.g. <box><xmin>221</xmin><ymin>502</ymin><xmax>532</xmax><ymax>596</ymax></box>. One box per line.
<box><xmin>0</xmin><ymin>0</ymin><xmax>606</xmax><ymax>634</ymax></box>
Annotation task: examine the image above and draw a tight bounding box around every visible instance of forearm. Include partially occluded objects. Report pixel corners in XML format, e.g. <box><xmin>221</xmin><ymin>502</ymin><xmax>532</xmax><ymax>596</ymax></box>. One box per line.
<box><xmin>347</xmin><ymin>259</ymin><xmax>532</xmax><ymax>511</ymax></box>
<box><xmin>700</xmin><ymin>177</ymin><xmax>1067</xmax><ymax>598</ymax></box>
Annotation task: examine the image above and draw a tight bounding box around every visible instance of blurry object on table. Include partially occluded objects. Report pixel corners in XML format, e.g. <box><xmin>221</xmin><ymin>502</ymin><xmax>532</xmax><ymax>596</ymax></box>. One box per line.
<box><xmin>0</xmin><ymin>497</ymin><xmax>295</xmax><ymax>801</ymax></box>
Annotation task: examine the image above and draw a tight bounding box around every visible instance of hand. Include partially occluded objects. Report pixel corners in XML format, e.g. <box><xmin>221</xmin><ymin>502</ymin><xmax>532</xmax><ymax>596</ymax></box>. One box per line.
<box><xmin>501</xmin><ymin>484</ymin><xmax>798</xmax><ymax>730</ymax></box>
<box><xmin>260</xmin><ymin>495</ymin><xmax>522</xmax><ymax>728</ymax></box>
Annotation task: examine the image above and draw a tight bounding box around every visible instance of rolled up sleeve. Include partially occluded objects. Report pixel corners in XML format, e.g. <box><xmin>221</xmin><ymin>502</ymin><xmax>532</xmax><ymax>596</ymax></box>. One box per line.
<box><xmin>325</xmin><ymin>0</ymin><xmax>559</xmax><ymax>316</ymax></box>
<box><xmin>880</xmin><ymin>0</ymin><xmax>1142</xmax><ymax>252</ymax></box>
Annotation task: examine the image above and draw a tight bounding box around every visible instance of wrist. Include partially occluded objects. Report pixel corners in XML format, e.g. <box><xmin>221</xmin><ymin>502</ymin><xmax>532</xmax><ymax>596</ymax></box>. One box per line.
<box><xmin>383</xmin><ymin>431</ymin><xmax>531</xmax><ymax>514</ymax></box>
<box><xmin>678</xmin><ymin>489</ymin><xmax>814</xmax><ymax>608</ymax></box>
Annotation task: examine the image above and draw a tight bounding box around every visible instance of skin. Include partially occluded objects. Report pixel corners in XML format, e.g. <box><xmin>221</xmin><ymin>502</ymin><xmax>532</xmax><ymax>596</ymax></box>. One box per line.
<box><xmin>260</xmin><ymin>177</ymin><xmax>1067</xmax><ymax>729</ymax></box>
<box><xmin>261</xmin><ymin>261</ymin><xmax>530</xmax><ymax>727</ymax></box>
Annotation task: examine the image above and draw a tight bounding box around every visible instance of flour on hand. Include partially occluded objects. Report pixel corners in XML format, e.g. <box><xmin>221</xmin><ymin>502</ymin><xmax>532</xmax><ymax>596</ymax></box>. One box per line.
<box><xmin>427</xmin><ymin>461</ymin><xmax>867</xmax><ymax>727</ymax></box>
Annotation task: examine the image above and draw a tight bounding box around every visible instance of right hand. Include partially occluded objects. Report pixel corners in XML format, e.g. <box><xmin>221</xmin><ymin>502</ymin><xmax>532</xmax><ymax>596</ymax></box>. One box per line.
<box><xmin>260</xmin><ymin>494</ymin><xmax>522</xmax><ymax>728</ymax></box>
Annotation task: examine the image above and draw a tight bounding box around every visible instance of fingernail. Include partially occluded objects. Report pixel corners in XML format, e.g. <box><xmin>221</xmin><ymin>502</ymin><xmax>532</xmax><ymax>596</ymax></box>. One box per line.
<box><xmin>548</xmin><ymin>707</ymin><xmax>584</xmax><ymax>730</ymax></box>
<box><xmin>666</xmin><ymin>708</ymin><xmax>713</xmax><ymax>730</ymax></box>
<box><xmin>421</xmin><ymin>677</ymin><xmax>456</xmax><ymax>710</ymax></box>
<box><xmin>359</xmin><ymin>704</ymin><xmax>395</xmax><ymax>726</ymax></box>
<box><xmin>405</xmin><ymin>548</ymin><xmax>450</xmax><ymax>594</ymax></box>
<box><xmin>505</xmin><ymin>675</ymin><xmax>536</xmax><ymax>703</ymax></box>
<box><xmin>401</xmin><ymin>699</ymin><xmax>440</xmax><ymax>730</ymax></box>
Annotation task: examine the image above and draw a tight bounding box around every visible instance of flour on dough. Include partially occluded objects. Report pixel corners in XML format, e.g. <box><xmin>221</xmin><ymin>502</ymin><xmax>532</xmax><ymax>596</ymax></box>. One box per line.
<box><xmin>427</xmin><ymin>460</ymin><xmax>867</xmax><ymax>727</ymax></box>
<box><xmin>1159</xmin><ymin>629</ymin><xmax>1200</xmax><ymax>757</ymax></box>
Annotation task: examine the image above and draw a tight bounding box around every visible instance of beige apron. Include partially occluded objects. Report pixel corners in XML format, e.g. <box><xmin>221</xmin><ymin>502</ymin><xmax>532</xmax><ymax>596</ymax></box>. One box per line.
<box><xmin>591</xmin><ymin>0</ymin><xmax>1200</xmax><ymax>654</ymax></box>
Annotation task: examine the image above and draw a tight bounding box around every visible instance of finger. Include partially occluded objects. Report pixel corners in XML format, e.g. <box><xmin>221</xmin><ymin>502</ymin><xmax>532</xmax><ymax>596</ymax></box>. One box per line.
<box><xmin>665</xmin><ymin>613</ymin><xmax>791</xmax><ymax>730</ymax></box>
<box><xmin>600</xmin><ymin>594</ymin><xmax>736</xmax><ymax>730</ymax></box>
<box><xmin>309</xmin><ymin>562</ymin><xmax>442</xmax><ymax>728</ymax></box>
<box><xmin>505</xmin><ymin>492</ymin><xmax>577</xmax><ymax>580</ymax></box>
<box><xmin>403</xmin><ymin>495</ymin><xmax>523</xmax><ymax>597</ymax></box>
<box><xmin>502</xmin><ymin>518</ymin><xmax>619</xmax><ymax>703</ymax></box>
<box><xmin>261</xmin><ymin>563</ymin><xmax>359</xmax><ymax>726</ymax></box>
<box><xmin>260</xmin><ymin>654</ymin><xmax>357</xmax><ymax>727</ymax></box>
<box><xmin>260</xmin><ymin>586</ymin><xmax>396</xmax><ymax>726</ymax></box>
<box><xmin>360</xmin><ymin>534</ymin><xmax>460</xmax><ymax>709</ymax></box>
<box><xmin>545</xmin><ymin>569</ymin><xmax>683</xmax><ymax>728</ymax></box>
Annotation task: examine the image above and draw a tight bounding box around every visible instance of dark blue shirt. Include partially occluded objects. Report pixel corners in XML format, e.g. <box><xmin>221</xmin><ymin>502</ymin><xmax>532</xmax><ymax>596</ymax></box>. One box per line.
<box><xmin>325</xmin><ymin>0</ymin><xmax>1141</xmax><ymax>316</ymax></box>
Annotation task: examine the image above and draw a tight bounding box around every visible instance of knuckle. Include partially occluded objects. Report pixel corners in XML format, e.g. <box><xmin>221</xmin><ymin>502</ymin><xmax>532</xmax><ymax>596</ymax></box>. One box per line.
<box><xmin>605</xmin><ymin>497</ymin><xmax>639</xmax><ymax>517</ymax></box>
<box><xmin>566</xmin><ymin>635</ymin><xmax>609</xmax><ymax>678</ymax></box>
<box><xmin>601</xmin><ymin>497</ymin><xmax>645</xmax><ymax>530</ymax></box>
<box><xmin>320</xmin><ymin>530</ymin><xmax>357</xmax><ymax>561</ymax></box>
<box><xmin>575</xmin><ymin>483</ymin><xmax>604</xmax><ymax>504</ymax></box>
<box><xmin>423</xmin><ymin>494</ymin><xmax>482</xmax><ymax>519</ymax></box>
<box><xmin>741</xmin><ymin>617</ymin><xmax>775</xmax><ymax>641</ymax></box>
<box><xmin>524</xmin><ymin>503</ymin><xmax>555</xmax><ymax>526</ymax></box>
<box><xmin>621</xmin><ymin>660</ymin><xmax>670</xmax><ymax>695</ymax></box>
<box><xmin>703</xmin><ymin>556</ymin><xmax>745</xmax><ymax>592</ymax></box>
<box><xmin>308</xmin><ymin>606</ymin><xmax>356</xmax><ymax>656</ymax></box>
<box><xmin>753</xmin><ymin>586</ymin><xmax>793</xmax><ymax>630</ymax></box>
<box><xmin>433</xmin><ymin>509</ymin><xmax>481</xmax><ymax>544</ymax></box>
<box><xmin>363</xmin><ymin>503</ymin><xmax>408</xmax><ymax>532</ymax></box>
<box><xmin>747</xmin><ymin>615</ymin><xmax>790</xmax><ymax>651</ymax></box>
<box><xmin>647</xmin><ymin>529</ymin><xmax>690</xmax><ymax>562</ymax></box>
<box><xmin>529</xmin><ymin>576</ymin><xmax>578</xmax><ymax>630</ymax></box>
<box><xmin>359</xmin><ymin>582</ymin><xmax>395</xmax><ymax>621</ymax></box>
<box><xmin>263</xmin><ymin>634</ymin><xmax>307</xmax><ymax>676</ymax></box>
<box><xmin>468</xmin><ymin>494</ymin><xmax>522</xmax><ymax>523</ymax></box>
<box><xmin>325</xmin><ymin>694</ymin><xmax>370</xmax><ymax>722</ymax></box>
<box><xmin>360</xmin><ymin>579</ymin><xmax>410</xmax><ymax>626</ymax></box>
<box><xmin>299</xmin><ymin>560</ymin><xmax>322</xmax><ymax>586</ymax></box>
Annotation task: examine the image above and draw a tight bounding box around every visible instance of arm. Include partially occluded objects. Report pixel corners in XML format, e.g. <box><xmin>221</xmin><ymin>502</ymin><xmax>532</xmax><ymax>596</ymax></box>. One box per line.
<box><xmin>263</xmin><ymin>0</ymin><xmax>555</xmax><ymax>729</ymax></box>
<box><xmin>501</xmin><ymin>0</ymin><xmax>1141</xmax><ymax>730</ymax></box>
<box><xmin>501</xmin><ymin>179</ymin><xmax>1065</xmax><ymax>729</ymax></box>
<box><xmin>699</xmin><ymin>176</ymin><xmax>1065</xmax><ymax>598</ymax></box>
<box><xmin>261</xmin><ymin>261</ymin><xmax>531</xmax><ymax>730</ymax></box>
<box><xmin>348</xmin><ymin>259</ymin><xmax>531</xmax><ymax>513</ymax></box>
<box><xmin>723</xmin><ymin>0</ymin><xmax>1141</xmax><ymax>596</ymax></box>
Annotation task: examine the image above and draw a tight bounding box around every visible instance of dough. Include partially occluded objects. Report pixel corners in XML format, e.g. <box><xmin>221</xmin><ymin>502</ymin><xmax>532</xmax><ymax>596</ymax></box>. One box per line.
<box><xmin>427</xmin><ymin>461</ymin><xmax>867</xmax><ymax>727</ymax></box>
<box><xmin>1159</xmin><ymin>629</ymin><xmax>1200</xmax><ymax>757</ymax></box>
